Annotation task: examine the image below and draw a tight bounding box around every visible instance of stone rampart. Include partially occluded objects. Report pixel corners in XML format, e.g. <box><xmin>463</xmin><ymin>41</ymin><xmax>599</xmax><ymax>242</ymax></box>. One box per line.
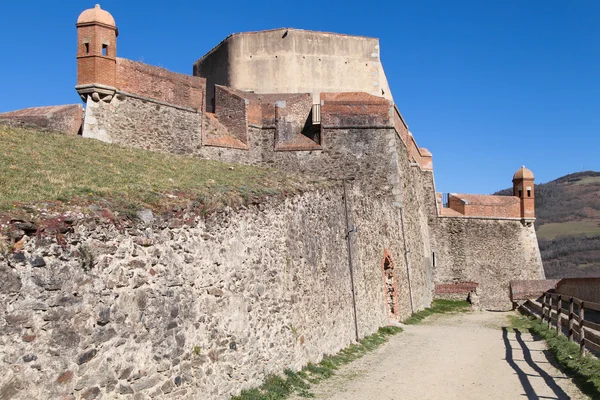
<box><xmin>82</xmin><ymin>96</ymin><xmax>201</xmax><ymax>155</ymax></box>
<box><xmin>429</xmin><ymin>217</ymin><xmax>544</xmax><ymax>310</ymax></box>
<box><xmin>0</xmin><ymin>105</ymin><xmax>84</xmax><ymax>135</ymax></box>
<box><xmin>193</xmin><ymin>29</ymin><xmax>393</xmax><ymax>112</ymax></box>
<box><xmin>0</xmin><ymin>184</ymin><xmax>412</xmax><ymax>399</ymax></box>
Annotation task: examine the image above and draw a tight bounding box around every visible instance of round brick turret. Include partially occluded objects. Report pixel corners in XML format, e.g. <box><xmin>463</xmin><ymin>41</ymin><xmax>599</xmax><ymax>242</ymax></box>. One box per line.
<box><xmin>76</xmin><ymin>4</ymin><xmax>118</xmax><ymax>102</ymax></box>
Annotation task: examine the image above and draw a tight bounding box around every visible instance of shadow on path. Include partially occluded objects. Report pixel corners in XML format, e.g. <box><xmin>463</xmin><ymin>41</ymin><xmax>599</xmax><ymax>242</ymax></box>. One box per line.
<box><xmin>502</xmin><ymin>327</ymin><xmax>570</xmax><ymax>400</ymax></box>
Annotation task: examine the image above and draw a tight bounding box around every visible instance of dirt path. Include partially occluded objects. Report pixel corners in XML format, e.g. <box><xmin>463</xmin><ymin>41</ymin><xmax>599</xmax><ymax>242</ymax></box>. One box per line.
<box><xmin>291</xmin><ymin>311</ymin><xmax>588</xmax><ymax>400</ymax></box>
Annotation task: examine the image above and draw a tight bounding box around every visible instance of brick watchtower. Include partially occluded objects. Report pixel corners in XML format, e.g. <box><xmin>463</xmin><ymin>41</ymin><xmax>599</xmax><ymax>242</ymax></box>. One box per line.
<box><xmin>75</xmin><ymin>4</ymin><xmax>118</xmax><ymax>103</ymax></box>
<box><xmin>513</xmin><ymin>166</ymin><xmax>535</xmax><ymax>222</ymax></box>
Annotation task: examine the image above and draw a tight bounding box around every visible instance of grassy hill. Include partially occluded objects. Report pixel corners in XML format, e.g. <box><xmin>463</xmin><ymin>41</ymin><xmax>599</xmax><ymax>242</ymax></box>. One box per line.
<box><xmin>0</xmin><ymin>125</ymin><xmax>317</xmax><ymax>221</ymax></box>
<box><xmin>496</xmin><ymin>171</ymin><xmax>600</xmax><ymax>278</ymax></box>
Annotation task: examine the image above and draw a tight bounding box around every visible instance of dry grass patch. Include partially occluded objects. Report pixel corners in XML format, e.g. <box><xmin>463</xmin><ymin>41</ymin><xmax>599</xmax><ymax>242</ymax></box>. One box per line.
<box><xmin>0</xmin><ymin>126</ymin><xmax>322</xmax><ymax>215</ymax></box>
<box><xmin>536</xmin><ymin>221</ymin><xmax>600</xmax><ymax>240</ymax></box>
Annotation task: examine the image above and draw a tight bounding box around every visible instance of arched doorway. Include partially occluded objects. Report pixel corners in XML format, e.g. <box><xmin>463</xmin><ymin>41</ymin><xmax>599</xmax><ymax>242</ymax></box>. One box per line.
<box><xmin>382</xmin><ymin>250</ymin><xmax>399</xmax><ymax>321</ymax></box>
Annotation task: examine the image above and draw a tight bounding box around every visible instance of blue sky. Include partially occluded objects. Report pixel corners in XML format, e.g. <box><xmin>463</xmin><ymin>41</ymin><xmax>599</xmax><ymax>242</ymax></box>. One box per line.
<box><xmin>1</xmin><ymin>1</ymin><xmax>598</xmax><ymax>194</ymax></box>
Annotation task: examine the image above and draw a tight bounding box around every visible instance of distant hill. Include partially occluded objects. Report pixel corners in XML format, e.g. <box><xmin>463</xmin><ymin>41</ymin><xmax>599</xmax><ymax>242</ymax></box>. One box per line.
<box><xmin>495</xmin><ymin>171</ymin><xmax>600</xmax><ymax>278</ymax></box>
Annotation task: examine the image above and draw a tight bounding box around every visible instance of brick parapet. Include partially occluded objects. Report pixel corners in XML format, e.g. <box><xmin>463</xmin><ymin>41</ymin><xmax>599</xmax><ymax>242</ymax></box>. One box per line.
<box><xmin>441</xmin><ymin>193</ymin><xmax>521</xmax><ymax>219</ymax></box>
<box><xmin>210</xmin><ymin>85</ymin><xmax>249</xmax><ymax>149</ymax></box>
<box><xmin>510</xmin><ymin>280</ymin><xmax>560</xmax><ymax>301</ymax></box>
<box><xmin>116</xmin><ymin>58</ymin><xmax>205</xmax><ymax>111</ymax></box>
<box><xmin>320</xmin><ymin>92</ymin><xmax>393</xmax><ymax>128</ymax></box>
<box><xmin>435</xmin><ymin>282</ymin><xmax>479</xmax><ymax>294</ymax></box>
<box><xmin>555</xmin><ymin>278</ymin><xmax>600</xmax><ymax>304</ymax></box>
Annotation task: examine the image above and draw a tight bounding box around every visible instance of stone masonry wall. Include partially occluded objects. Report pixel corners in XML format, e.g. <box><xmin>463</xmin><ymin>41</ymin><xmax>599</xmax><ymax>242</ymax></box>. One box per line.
<box><xmin>429</xmin><ymin>218</ymin><xmax>545</xmax><ymax>310</ymax></box>
<box><xmin>78</xmin><ymin>92</ymin><xmax>439</xmax><ymax>319</ymax></box>
<box><xmin>0</xmin><ymin>185</ymin><xmax>409</xmax><ymax>400</ymax></box>
<box><xmin>392</xmin><ymin>135</ymin><xmax>436</xmax><ymax>312</ymax></box>
<box><xmin>82</xmin><ymin>96</ymin><xmax>201</xmax><ymax>155</ymax></box>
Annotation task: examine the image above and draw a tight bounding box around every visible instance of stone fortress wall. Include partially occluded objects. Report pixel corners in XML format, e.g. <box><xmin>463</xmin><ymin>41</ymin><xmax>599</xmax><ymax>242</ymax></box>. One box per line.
<box><xmin>0</xmin><ymin>184</ymin><xmax>422</xmax><ymax>400</ymax></box>
<box><xmin>0</xmin><ymin>4</ymin><xmax>546</xmax><ymax>399</ymax></box>
<box><xmin>193</xmin><ymin>28</ymin><xmax>393</xmax><ymax>112</ymax></box>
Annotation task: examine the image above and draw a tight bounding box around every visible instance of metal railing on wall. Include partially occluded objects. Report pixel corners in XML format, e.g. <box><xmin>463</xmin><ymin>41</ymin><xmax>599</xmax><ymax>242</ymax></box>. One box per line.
<box><xmin>530</xmin><ymin>292</ymin><xmax>600</xmax><ymax>356</ymax></box>
<box><xmin>442</xmin><ymin>193</ymin><xmax>449</xmax><ymax>208</ymax></box>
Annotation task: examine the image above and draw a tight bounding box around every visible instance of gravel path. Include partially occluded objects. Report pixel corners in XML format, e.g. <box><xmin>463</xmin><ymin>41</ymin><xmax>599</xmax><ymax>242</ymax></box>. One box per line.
<box><xmin>291</xmin><ymin>311</ymin><xmax>588</xmax><ymax>400</ymax></box>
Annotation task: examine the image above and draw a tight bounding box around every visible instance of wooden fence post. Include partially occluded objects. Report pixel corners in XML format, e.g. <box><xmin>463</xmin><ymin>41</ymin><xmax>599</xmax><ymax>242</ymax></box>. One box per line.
<box><xmin>579</xmin><ymin>301</ymin><xmax>585</xmax><ymax>356</ymax></box>
<box><xmin>557</xmin><ymin>295</ymin><xmax>562</xmax><ymax>334</ymax></box>
<box><xmin>568</xmin><ymin>297</ymin><xmax>574</xmax><ymax>342</ymax></box>
<box><xmin>541</xmin><ymin>293</ymin><xmax>546</xmax><ymax>323</ymax></box>
<box><xmin>548</xmin><ymin>294</ymin><xmax>552</xmax><ymax>329</ymax></box>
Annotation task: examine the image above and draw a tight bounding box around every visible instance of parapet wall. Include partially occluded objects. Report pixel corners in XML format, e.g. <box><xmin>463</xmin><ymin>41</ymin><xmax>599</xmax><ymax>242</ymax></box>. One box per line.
<box><xmin>442</xmin><ymin>194</ymin><xmax>521</xmax><ymax>219</ymax></box>
<box><xmin>509</xmin><ymin>279</ymin><xmax>560</xmax><ymax>301</ymax></box>
<box><xmin>0</xmin><ymin>105</ymin><xmax>84</xmax><ymax>135</ymax></box>
<box><xmin>555</xmin><ymin>278</ymin><xmax>600</xmax><ymax>304</ymax></box>
<box><xmin>116</xmin><ymin>58</ymin><xmax>205</xmax><ymax>110</ymax></box>
<box><xmin>193</xmin><ymin>29</ymin><xmax>393</xmax><ymax>112</ymax></box>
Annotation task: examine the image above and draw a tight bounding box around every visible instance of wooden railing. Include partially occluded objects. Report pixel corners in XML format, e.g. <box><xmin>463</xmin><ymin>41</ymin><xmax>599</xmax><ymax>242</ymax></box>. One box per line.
<box><xmin>536</xmin><ymin>292</ymin><xmax>600</xmax><ymax>356</ymax></box>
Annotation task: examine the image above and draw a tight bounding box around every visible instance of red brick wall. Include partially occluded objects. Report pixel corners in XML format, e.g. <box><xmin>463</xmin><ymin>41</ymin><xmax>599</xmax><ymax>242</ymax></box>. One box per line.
<box><xmin>116</xmin><ymin>58</ymin><xmax>205</xmax><ymax>110</ymax></box>
<box><xmin>0</xmin><ymin>105</ymin><xmax>84</xmax><ymax>135</ymax></box>
<box><xmin>213</xmin><ymin>85</ymin><xmax>248</xmax><ymax>146</ymax></box>
<box><xmin>463</xmin><ymin>202</ymin><xmax>520</xmax><ymax>218</ymax></box>
<box><xmin>77</xmin><ymin>57</ymin><xmax>117</xmax><ymax>88</ymax></box>
<box><xmin>447</xmin><ymin>194</ymin><xmax>521</xmax><ymax>219</ymax></box>
<box><xmin>76</xmin><ymin>25</ymin><xmax>117</xmax><ymax>87</ymax></box>
<box><xmin>509</xmin><ymin>280</ymin><xmax>559</xmax><ymax>301</ymax></box>
<box><xmin>393</xmin><ymin>106</ymin><xmax>410</xmax><ymax>146</ymax></box>
<box><xmin>321</xmin><ymin>92</ymin><xmax>392</xmax><ymax>128</ymax></box>
<box><xmin>556</xmin><ymin>278</ymin><xmax>600</xmax><ymax>304</ymax></box>
<box><xmin>448</xmin><ymin>196</ymin><xmax>466</xmax><ymax>214</ymax></box>
<box><xmin>435</xmin><ymin>282</ymin><xmax>479</xmax><ymax>295</ymax></box>
<box><xmin>392</xmin><ymin>107</ymin><xmax>432</xmax><ymax>170</ymax></box>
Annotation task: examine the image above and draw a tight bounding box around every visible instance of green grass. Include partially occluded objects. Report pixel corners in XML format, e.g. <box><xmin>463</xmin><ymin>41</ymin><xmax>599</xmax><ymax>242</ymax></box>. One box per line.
<box><xmin>509</xmin><ymin>314</ymin><xmax>600</xmax><ymax>398</ymax></box>
<box><xmin>0</xmin><ymin>125</ymin><xmax>317</xmax><ymax>215</ymax></box>
<box><xmin>403</xmin><ymin>299</ymin><xmax>471</xmax><ymax>325</ymax></box>
<box><xmin>536</xmin><ymin>221</ymin><xmax>600</xmax><ymax>240</ymax></box>
<box><xmin>231</xmin><ymin>326</ymin><xmax>403</xmax><ymax>400</ymax></box>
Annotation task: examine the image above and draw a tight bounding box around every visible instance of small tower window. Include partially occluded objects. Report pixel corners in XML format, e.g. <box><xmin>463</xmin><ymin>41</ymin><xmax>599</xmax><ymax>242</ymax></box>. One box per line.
<box><xmin>518</xmin><ymin>189</ymin><xmax>522</xmax><ymax>198</ymax></box>
<box><xmin>527</xmin><ymin>189</ymin><xmax>531</xmax><ymax>197</ymax></box>
<box><xmin>84</xmin><ymin>43</ymin><xmax>89</xmax><ymax>54</ymax></box>
<box><xmin>102</xmin><ymin>44</ymin><xmax>108</xmax><ymax>57</ymax></box>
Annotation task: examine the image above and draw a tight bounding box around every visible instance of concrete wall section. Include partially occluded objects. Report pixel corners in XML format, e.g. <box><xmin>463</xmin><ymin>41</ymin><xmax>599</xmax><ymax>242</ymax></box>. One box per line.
<box><xmin>430</xmin><ymin>217</ymin><xmax>545</xmax><ymax>310</ymax></box>
<box><xmin>194</xmin><ymin>29</ymin><xmax>393</xmax><ymax>110</ymax></box>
